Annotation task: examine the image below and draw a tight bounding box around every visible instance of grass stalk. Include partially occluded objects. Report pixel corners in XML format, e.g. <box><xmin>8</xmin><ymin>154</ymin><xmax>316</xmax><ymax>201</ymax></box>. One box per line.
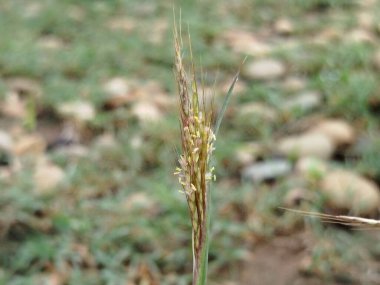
<box><xmin>173</xmin><ymin>17</ymin><xmax>241</xmax><ymax>285</ymax></box>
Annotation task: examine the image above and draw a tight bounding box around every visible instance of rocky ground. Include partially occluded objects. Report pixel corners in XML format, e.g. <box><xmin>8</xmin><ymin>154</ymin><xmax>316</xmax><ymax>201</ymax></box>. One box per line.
<box><xmin>1</xmin><ymin>0</ymin><xmax>380</xmax><ymax>284</ymax></box>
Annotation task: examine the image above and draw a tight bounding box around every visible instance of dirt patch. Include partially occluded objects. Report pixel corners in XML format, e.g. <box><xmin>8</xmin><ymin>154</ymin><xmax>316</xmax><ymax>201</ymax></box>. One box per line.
<box><xmin>240</xmin><ymin>231</ymin><xmax>343</xmax><ymax>285</ymax></box>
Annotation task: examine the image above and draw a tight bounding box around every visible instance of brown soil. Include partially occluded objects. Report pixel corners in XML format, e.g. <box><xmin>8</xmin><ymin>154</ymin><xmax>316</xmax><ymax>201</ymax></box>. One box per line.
<box><xmin>239</xmin><ymin>231</ymin><xmax>346</xmax><ymax>285</ymax></box>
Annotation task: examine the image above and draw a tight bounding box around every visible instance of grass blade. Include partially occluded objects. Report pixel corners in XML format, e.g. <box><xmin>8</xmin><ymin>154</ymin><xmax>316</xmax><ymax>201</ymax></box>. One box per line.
<box><xmin>214</xmin><ymin>56</ymin><xmax>247</xmax><ymax>137</ymax></box>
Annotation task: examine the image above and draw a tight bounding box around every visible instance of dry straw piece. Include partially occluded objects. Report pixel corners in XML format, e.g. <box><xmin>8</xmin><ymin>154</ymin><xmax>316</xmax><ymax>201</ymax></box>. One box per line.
<box><xmin>173</xmin><ymin>16</ymin><xmax>241</xmax><ymax>285</ymax></box>
<box><xmin>282</xmin><ymin>208</ymin><xmax>380</xmax><ymax>230</ymax></box>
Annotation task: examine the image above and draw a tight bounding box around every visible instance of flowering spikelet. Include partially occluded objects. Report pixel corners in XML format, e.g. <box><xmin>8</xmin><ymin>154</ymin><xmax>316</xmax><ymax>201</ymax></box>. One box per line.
<box><xmin>173</xmin><ymin>21</ymin><xmax>216</xmax><ymax>284</ymax></box>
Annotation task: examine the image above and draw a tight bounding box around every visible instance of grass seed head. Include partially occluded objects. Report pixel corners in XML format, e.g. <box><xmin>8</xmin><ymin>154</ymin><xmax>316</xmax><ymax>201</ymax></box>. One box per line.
<box><xmin>173</xmin><ymin>20</ymin><xmax>215</xmax><ymax>273</ymax></box>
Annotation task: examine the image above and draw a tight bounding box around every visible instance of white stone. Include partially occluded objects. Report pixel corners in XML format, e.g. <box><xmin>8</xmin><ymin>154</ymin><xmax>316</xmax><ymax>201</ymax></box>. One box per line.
<box><xmin>38</xmin><ymin>36</ymin><xmax>64</xmax><ymax>50</ymax></box>
<box><xmin>234</xmin><ymin>143</ymin><xmax>262</xmax><ymax>166</ymax></box>
<box><xmin>242</xmin><ymin>159</ymin><xmax>292</xmax><ymax>183</ymax></box>
<box><xmin>239</xmin><ymin>103</ymin><xmax>279</xmax><ymax>122</ymax></box>
<box><xmin>222</xmin><ymin>30</ymin><xmax>272</xmax><ymax>56</ymax></box>
<box><xmin>278</xmin><ymin>132</ymin><xmax>334</xmax><ymax>159</ymax></box>
<box><xmin>0</xmin><ymin>92</ymin><xmax>26</xmax><ymax>119</ymax></box>
<box><xmin>282</xmin><ymin>77</ymin><xmax>307</xmax><ymax>92</ymax></box>
<box><xmin>0</xmin><ymin>131</ymin><xmax>13</xmax><ymax>152</ymax></box>
<box><xmin>310</xmin><ymin>119</ymin><xmax>355</xmax><ymax>146</ymax></box>
<box><xmin>320</xmin><ymin>170</ymin><xmax>380</xmax><ymax>215</ymax></box>
<box><xmin>107</xmin><ymin>18</ymin><xmax>136</xmax><ymax>32</ymax></box>
<box><xmin>274</xmin><ymin>18</ymin><xmax>294</xmax><ymax>35</ymax></box>
<box><xmin>93</xmin><ymin>133</ymin><xmax>117</xmax><ymax>149</ymax></box>
<box><xmin>6</xmin><ymin>77</ymin><xmax>42</xmax><ymax>98</ymax></box>
<box><xmin>131</xmin><ymin>101</ymin><xmax>162</xmax><ymax>123</ymax></box>
<box><xmin>358</xmin><ymin>11</ymin><xmax>374</xmax><ymax>29</ymax></box>
<box><xmin>347</xmin><ymin>29</ymin><xmax>375</xmax><ymax>44</ymax></box>
<box><xmin>244</xmin><ymin>58</ymin><xmax>285</xmax><ymax>80</ymax></box>
<box><xmin>219</xmin><ymin>80</ymin><xmax>247</xmax><ymax>95</ymax></box>
<box><xmin>34</xmin><ymin>162</ymin><xmax>65</xmax><ymax>194</ymax></box>
<box><xmin>58</xmin><ymin>101</ymin><xmax>95</xmax><ymax>122</ymax></box>
<box><xmin>123</xmin><ymin>193</ymin><xmax>156</xmax><ymax>210</ymax></box>
<box><xmin>314</xmin><ymin>27</ymin><xmax>341</xmax><ymax>45</ymax></box>
<box><xmin>282</xmin><ymin>91</ymin><xmax>322</xmax><ymax>112</ymax></box>
<box><xmin>13</xmin><ymin>134</ymin><xmax>46</xmax><ymax>156</ymax></box>
<box><xmin>103</xmin><ymin>77</ymin><xmax>131</xmax><ymax>97</ymax></box>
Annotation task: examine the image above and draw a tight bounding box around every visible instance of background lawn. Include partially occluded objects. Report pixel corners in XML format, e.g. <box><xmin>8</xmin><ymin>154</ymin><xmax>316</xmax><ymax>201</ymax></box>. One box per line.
<box><xmin>1</xmin><ymin>0</ymin><xmax>380</xmax><ymax>284</ymax></box>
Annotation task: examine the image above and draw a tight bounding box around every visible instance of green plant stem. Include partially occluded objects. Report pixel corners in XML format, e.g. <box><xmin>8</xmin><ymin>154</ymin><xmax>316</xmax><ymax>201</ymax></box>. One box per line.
<box><xmin>195</xmin><ymin>232</ymin><xmax>209</xmax><ymax>285</ymax></box>
<box><xmin>194</xmin><ymin>186</ymin><xmax>211</xmax><ymax>285</ymax></box>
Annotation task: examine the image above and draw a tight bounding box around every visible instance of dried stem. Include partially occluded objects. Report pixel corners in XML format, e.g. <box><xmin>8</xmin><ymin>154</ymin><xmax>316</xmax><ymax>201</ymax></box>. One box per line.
<box><xmin>281</xmin><ymin>208</ymin><xmax>380</xmax><ymax>229</ymax></box>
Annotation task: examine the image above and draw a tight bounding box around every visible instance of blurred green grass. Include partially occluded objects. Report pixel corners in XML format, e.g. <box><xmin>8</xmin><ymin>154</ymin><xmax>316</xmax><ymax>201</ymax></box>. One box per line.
<box><xmin>1</xmin><ymin>0</ymin><xmax>380</xmax><ymax>284</ymax></box>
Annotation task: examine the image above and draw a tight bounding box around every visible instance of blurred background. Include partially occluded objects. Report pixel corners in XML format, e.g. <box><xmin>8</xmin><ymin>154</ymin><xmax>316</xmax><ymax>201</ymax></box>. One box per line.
<box><xmin>1</xmin><ymin>0</ymin><xmax>380</xmax><ymax>284</ymax></box>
